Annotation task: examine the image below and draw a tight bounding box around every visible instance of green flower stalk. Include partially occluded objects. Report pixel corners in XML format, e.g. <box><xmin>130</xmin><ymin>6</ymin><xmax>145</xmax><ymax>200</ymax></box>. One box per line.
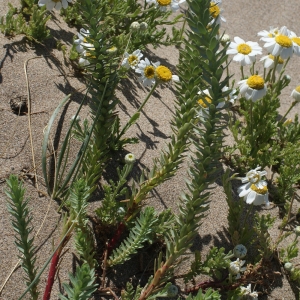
<box><xmin>137</xmin><ymin>0</ymin><xmax>230</xmax><ymax>297</ymax></box>
<box><xmin>5</xmin><ymin>175</ymin><xmax>39</xmax><ymax>300</ymax></box>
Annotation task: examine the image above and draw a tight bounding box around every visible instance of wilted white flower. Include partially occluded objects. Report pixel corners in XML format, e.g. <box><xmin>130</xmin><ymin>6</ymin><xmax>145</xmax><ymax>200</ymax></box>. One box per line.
<box><xmin>260</xmin><ymin>54</ymin><xmax>284</xmax><ymax>72</ymax></box>
<box><xmin>219</xmin><ymin>86</ymin><xmax>238</xmax><ymax>107</ymax></box>
<box><xmin>233</xmin><ymin>244</ymin><xmax>247</xmax><ymax>259</ymax></box>
<box><xmin>38</xmin><ymin>0</ymin><xmax>71</xmax><ymax>10</ymax></box>
<box><xmin>229</xmin><ymin>258</ymin><xmax>246</xmax><ymax>279</ymax></box>
<box><xmin>146</xmin><ymin>0</ymin><xmax>186</xmax><ymax>12</ymax></box>
<box><xmin>130</xmin><ymin>21</ymin><xmax>140</xmax><ymax>31</ymax></box>
<box><xmin>291</xmin><ymin>86</ymin><xmax>300</xmax><ymax>102</ymax></box>
<box><xmin>237</xmin><ymin>166</ymin><xmax>269</xmax><ymax>206</ymax></box>
<box><xmin>125</xmin><ymin>153</ymin><xmax>136</xmax><ymax>164</ymax></box>
<box><xmin>240</xmin><ymin>284</ymin><xmax>258</xmax><ymax>299</ymax></box>
<box><xmin>122</xmin><ymin>50</ymin><xmax>143</xmax><ymax>69</ymax></box>
<box><xmin>238</xmin><ymin>75</ymin><xmax>267</xmax><ymax>102</ymax></box>
<box><xmin>261</xmin><ymin>26</ymin><xmax>293</xmax><ymax>59</ymax></box>
<box><xmin>226</xmin><ymin>37</ymin><xmax>262</xmax><ymax>66</ymax></box>
<box><xmin>74</xmin><ymin>28</ymin><xmax>93</xmax><ymax>54</ymax></box>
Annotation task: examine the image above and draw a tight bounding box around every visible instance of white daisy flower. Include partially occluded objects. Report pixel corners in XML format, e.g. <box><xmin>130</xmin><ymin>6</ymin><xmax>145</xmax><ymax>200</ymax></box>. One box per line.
<box><xmin>135</xmin><ymin>59</ymin><xmax>179</xmax><ymax>87</ymax></box>
<box><xmin>125</xmin><ymin>153</ymin><xmax>136</xmax><ymax>164</ymax></box>
<box><xmin>291</xmin><ymin>86</ymin><xmax>300</xmax><ymax>102</ymax></box>
<box><xmin>122</xmin><ymin>50</ymin><xmax>143</xmax><ymax>70</ymax></box>
<box><xmin>261</xmin><ymin>26</ymin><xmax>293</xmax><ymax>59</ymax></box>
<box><xmin>229</xmin><ymin>258</ymin><xmax>246</xmax><ymax>279</ymax></box>
<box><xmin>289</xmin><ymin>31</ymin><xmax>300</xmax><ymax>56</ymax></box>
<box><xmin>155</xmin><ymin>65</ymin><xmax>179</xmax><ymax>84</ymax></box>
<box><xmin>78</xmin><ymin>49</ymin><xmax>96</xmax><ymax>67</ymax></box>
<box><xmin>257</xmin><ymin>26</ymin><xmax>279</xmax><ymax>39</ymax></box>
<box><xmin>237</xmin><ymin>166</ymin><xmax>269</xmax><ymax>206</ymax></box>
<box><xmin>209</xmin><ymin>1</ymin><xmax>226</xmax><ymax>26</ymax></box>
<box><xmin>197</xmin><ymin>89</ymin><xmax>212</xmax><ymax>121</ymax></box>
<box><xmin>135</xmin><ymin>58</ymin><xmax>160</xmax><ymax>87</ymax></box>
<box><xmin>226</xmin><ymin>37</ymin><xmax>262</xmax><ymax>66</ymax></box>
<box><xmin>238</xmin><ymin>75</ymin><xmax>267</xmax><ymax>102</ymax></box>
<box><xmin>146</xmin><ymin>0</ymin><xmax>186</xmax><ymax>12</ymax></box>
<box><xmin>74</xmin><ymin>28</ymin><xmax>93</xmax><ymax>54</ymax></box>
<box><xmin>260</xmin><ymin>54</ymin><xmax>284</xmax><ymax>72</ymax></box>
<box><xmin>38</xmin><ymin>0</ymin><xmax>71</xmax><ymax>10</ymax></box>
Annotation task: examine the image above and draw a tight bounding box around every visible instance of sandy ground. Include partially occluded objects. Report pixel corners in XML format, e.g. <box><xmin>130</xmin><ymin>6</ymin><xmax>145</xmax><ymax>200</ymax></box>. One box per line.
<box><xmin>1</xmin><ymin>0</ymin><xmax>300</xmax><ymax>299</ymax></box>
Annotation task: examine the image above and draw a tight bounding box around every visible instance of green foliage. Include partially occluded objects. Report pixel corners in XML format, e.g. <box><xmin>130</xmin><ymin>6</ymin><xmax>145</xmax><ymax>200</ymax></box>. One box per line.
<box><xmin>253</xmin><ymin>213</ymin><xmax>276</xmax><ymax>261</ymax></box>
<box><xmin>5</xmin><ymin>175</ymin><xmax>39</xmax><ymax>300</ymax></box>
<box><xmin>121</xmin><ymin>282</ymin><xmax>143</xmax><ymax>300</ymax></box>
<box><xmin>185</xmin><ymin>248</ymin><xmax>231</xmax><ymax>283</ymax></box>
<box><xmin>222</xmin><ymin>170</ymin><xmax>253</xmax><ymax>246</ymax></box>
<box><xmin>280</xmin><ymin>240</ymin><xmax>299</xmax><ymax>263</ymax></box>
<box><xmin>230</xmin><ymin>91</ymin><xmax>280</xmax><ymax>170</ymax></box>
<box><xmin>95</xmin><ymin>163</ymin><xmax>133</xmax><ymax>226</ymax></box>
<box><xmin>0</xmin><ymin>2</ymin><xmax>51</xmax><ymax>41</ymax></box>
<box><xmin>59</xmin><ymin>263</ymin><xmax>98</xmax><ymax>300</ymax></box>
<box><xmin>186</xmin><ymin>288</ymin><xmax>221</xmax><ymax>300</ymax></box>
<box><xmin>0</xmin><ymin>4</ymin><xmax>26</xmax><ymax>36</ymax></box>
<box><xmin>25</xmin><ymin>5</ymin><xmax>51</xmax><ymax>41</ymax></box>
<box><xmin>107</xmin><ymin>207</ymin><xmax>158</xmax><ymax>266</ymax></box>
<box><xmin>275</xmin><ymin>142</ymin><xmax>300</xmax><ymax>203</ymax></box>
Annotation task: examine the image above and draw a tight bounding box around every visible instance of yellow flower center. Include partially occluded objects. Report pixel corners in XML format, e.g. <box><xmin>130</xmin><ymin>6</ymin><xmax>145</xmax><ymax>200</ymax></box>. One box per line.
<box><xmin>296</xmin><ymin>85</ymin><xmax>300</xmax><ymax>93</ymax></box>
<box><xmin>247</xmin><ymin>75</ymin><xmax>265</xmax><ymax>90</ymax></box>
<box><xmin>85</xmin><ymin>51</ymin><xmax>96</xmax><ymax>59</ymax></box>
<box><xmin>237</xmin><ymin>43</ymin><xmax>252</xmax><ymax>55</ymax></box>
<box><xmin>157</xmin><ymin>0</ymin><xmax>171</xmax><ymax>6</ymax></box>
<box><xmin>107</xmin><ymin>46</ymin><xmax>117</xmax><ymax>53</ymax></box>
<box><xmin>292</xmin><ymin>37</ymin><xmax>300</xmax><ymax>46</ymax></box>
<box><xmin>275</xmin><ymin>35</ymin><xmax>293</xmax><ymax>48</ymax></box>
<box><xmin>144</xmin><ymin>65</ymin><xmax>156</xmax><ymax>79</ymax></box>
<box><xmin>128</xmin><ymin>55</ymin><xmax>138</xmax><ymax>66</ymax></box>
<box><xmin>198</xmin><ymin>96</ymin><xmax>212</xmax><ymax>108</ymax></box>
<box><xmin>250</xmin><ymin>184</ymin><xmax>268</xmax><ymax>195</ymax></box>
<box><xmin>209</xmin><ymin>2</ymin><xmax>220</xmax><ymax>18</ymax></box>
<box><xmin>268</xmin><ymin>54</ymin><xmax>284</xmax><ymax>64</ymax></box>
<box><xmin>155</xmin><ymin>66</ymin><xmax>172</xmax><ymax>82</ymax></box>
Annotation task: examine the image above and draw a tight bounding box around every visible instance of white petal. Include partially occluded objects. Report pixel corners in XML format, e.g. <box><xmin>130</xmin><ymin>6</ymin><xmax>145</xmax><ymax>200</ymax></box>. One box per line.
<box><xmin>245</xmin><ymin>191</ymin><xmax>256</xmax><ymax>204</ymax></box>
<box><xmin>46</xmin><ymin>0</ymin><xmax>55</xmax><ymax>10</ymax></box>
<box><xmin>234</xmin><ymin>36</ymin><xmax>245</xmax><ymax>44</ymax></box>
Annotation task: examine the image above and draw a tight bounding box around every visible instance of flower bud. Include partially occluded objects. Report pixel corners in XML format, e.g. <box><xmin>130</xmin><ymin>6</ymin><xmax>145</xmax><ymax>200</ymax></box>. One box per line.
<box><xmin>71</xmin><ymin>115</ymin><xmax>81</xmax><ymax>123</ymax></box>
<box><xmin>117</xmin><ymin>207</ymin><xmax>125</xmax><ymax>216</ymax></box>
<box><xmin>107</xmin><ymin>46</ymin><xmax>117</xmax><ymax>54</ymax></box>
<box><xmin>125</xmin><ymin>153</ymin><xmax>136</xmax><ymax>164</ymax></box>
<box><xmin>140</xmin><ymin>22</ymin><xmax>148</xmax><ymax>31</ymax></box>
<box><xmin>291</xmin><ymin>85</ymin><xmax>300</xmax><ymax>102</ymax></box>
<box><xmin>233</xmin><ymin>244</ymin><xmax>247</xmax><ymax>258</ymax></box>
<box><xmin>284</xmin><ymin>262</ymin><xmax>294</xmax><ymax>272</ymax></box>
<box><xmin>284</xmin><ymin>74</ymin><xmax>291</xmax><ymax>83</ymax></box>
<box><xmin>220</xmin><ymin>33</ymin><xmax>230</xmax><ymax>46</ymax></box>
<box><xmin>294</xmin><ymin>226</ymin><xmax>300</xmax><ymax>236</ymax></box>
<box><xmin>130</xmin><ymin>21</ymin><xmax>140</xmax><ymax>31</ymax></box>
<box><xmin>167</xmin><ymin>285</ymin><xmax>178</xmax><ymax>297</ymax></box>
